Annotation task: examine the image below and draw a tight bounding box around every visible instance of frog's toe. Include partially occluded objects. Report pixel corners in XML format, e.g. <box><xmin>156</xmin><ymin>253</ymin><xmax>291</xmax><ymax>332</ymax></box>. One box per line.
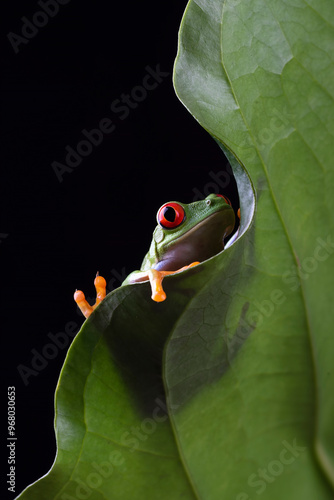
<box><xmin>148</xmin><ymin>269</ymin><xmax>167</xmax><ymax>302</ymax></box>
<box><xmin>74</xmin><ymin>289</ymin><xmax>94</xmax><ymax>318</ymax></box>
<box><xmin>93</xmin><ymin>274</ymin><xmax>107</xmax><ymax>306</ymax></box>
<box><xmin>74</xmin><ymin>274</ymin><xmax>107</xmax><ymax>318</ymax></box>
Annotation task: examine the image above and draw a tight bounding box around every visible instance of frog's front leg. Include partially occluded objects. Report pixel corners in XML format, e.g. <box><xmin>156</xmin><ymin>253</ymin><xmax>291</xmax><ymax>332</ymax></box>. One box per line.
<box><xmin>74</xmin><ymin>274</ymin><xmax>107</xmax><ymax>318</ymax></box>
<box><xmin>128</xmin><ymin>262</ymin><xmax>200</xmax><ymax>302</ymax></box>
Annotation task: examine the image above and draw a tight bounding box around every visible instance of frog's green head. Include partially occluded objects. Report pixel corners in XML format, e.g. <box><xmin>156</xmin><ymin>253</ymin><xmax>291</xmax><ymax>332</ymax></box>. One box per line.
<box><xmin>151</xmin><ymin>193</ymin><xmax>236</xmax><ymax>271</ymax></box>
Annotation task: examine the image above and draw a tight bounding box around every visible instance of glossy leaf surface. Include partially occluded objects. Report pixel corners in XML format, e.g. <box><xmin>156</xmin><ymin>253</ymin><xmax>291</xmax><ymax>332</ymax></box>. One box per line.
<box><xmin>169</xmin><ymin>0</ymin><xmax>334</xmax><ymax>498</ymax></box>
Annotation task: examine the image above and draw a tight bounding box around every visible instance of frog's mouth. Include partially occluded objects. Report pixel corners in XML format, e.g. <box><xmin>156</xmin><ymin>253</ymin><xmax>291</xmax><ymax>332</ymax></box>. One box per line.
<box><xmin>153</xmin><ymin>207</ymin><xmax>235</xmax><ymax>272</ymax></box>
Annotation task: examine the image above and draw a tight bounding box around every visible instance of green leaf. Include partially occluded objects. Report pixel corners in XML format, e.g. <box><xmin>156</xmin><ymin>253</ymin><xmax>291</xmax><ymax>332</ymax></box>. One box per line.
<box><xmin>167</xmin><ymin>0</ymin><xmax>334</xmax><ymax>498</ymax></box>
<box><xmin>17</xmin><ymin>0</ymin><xmax>334</xmax><ymax>499</ymax></box>
<box><xmin>17</xmin><ymin>285</ymin><xmax>198</xmax><ymax>500</ymax></box>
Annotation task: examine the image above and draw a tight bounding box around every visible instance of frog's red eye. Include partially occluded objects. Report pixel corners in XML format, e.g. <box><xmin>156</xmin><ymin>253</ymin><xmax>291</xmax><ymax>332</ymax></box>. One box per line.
<box><xmin>216</xmin><ymin>194</ymin><xmax>232</xmax><ymax>206</ymax></box>
<box><xmin>157</xmin><ymin>203</ymin><xmax>185</xmax><ymax>229</ymax></box>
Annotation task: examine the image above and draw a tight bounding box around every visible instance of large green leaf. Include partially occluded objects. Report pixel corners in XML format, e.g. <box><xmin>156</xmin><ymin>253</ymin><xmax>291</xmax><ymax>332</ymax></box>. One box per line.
<box><xmin>16</xmin><ymin>0</ymin><xmax>334</xmax><ymax>499</ymax></box>
<box><xmin>167</xmin><ymin>0</ymin><xmax>334</xmax><ymax>498</ymax></box>
<box><xmin>17</xmin><ymin>285</ymin><xmax>198</xmax><ymax>500</ymax></box>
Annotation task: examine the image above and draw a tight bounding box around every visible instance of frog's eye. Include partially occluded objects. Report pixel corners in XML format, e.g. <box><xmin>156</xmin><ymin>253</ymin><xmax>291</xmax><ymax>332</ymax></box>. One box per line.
<box><xmin>216</xmin><ymin>194</ymin><xmax>232</xmax><ymax>206</ymax></box>
<box><xmin>157</xmin><ymin>202</ymin><xmax>185</xmax><ymax>229</ymax></box>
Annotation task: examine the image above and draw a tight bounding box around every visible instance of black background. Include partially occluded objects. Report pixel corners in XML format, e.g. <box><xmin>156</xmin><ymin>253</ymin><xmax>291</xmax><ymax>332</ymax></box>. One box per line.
<box><xmin>2</xmin><ymin>0</ymin><xmax>238</xmax><ymax>496</ymax></box>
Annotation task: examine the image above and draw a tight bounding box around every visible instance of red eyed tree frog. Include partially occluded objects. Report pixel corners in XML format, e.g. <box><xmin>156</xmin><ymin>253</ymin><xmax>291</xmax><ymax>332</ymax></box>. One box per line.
<box><xmin>74</xmin><ymin>194</ymin><xmax>236</xmax><ymax>318</ymax></box>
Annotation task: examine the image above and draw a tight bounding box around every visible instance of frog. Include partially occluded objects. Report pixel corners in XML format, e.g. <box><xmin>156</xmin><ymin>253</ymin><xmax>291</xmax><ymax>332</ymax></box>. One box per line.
<box><xmin>74</xmin><ymin>193</ymin><xmax>237</xmax><ymax>318</ymax></box>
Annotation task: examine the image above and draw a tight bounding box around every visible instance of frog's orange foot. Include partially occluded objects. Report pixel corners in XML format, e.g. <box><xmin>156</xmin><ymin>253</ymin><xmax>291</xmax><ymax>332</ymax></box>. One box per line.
<box><xmin>149</xmin><ymin>261</ymin><xmax>200</xmax><ymax>303</ymax></box>
<box><xmin>74</xmin><ymin>274</ymin><xmax>107</xmax><ymax>318</ymax></box>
